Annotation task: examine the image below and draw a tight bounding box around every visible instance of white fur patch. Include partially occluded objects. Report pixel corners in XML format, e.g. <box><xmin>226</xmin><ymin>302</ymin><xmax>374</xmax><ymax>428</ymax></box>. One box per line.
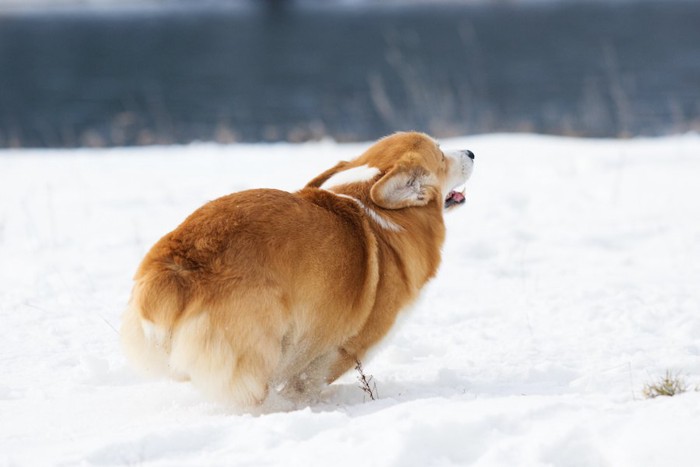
<box><xmin>321</xmin><ymin>165</ymin><xmax>380</xmax><ymax>190</ymax></box>
<box><xmin>120</xmin><ymin>306</ymin><xmax>171</xmax><ymax>378</ymax></box>
<box><xmin>335</xmin><ymin>194</ymin><xmax>403</xmax><ymax>233</ymax></box>
<box><xmin>141</xmin><ymin>319</ymin><xmax>168</xmax><ymax>347</ymax></box>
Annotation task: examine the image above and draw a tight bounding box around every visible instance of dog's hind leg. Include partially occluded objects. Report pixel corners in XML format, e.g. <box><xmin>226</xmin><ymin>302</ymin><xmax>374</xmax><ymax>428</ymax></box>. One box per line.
<box><xmin>279</xmin><ymin>350</ymin><xmax>341</xmax><ymax>405</ymax></box>
<box><xmin>168</xmin><ymin>294</ymin><xmax>289</xmax><ymax>410</ymax></box>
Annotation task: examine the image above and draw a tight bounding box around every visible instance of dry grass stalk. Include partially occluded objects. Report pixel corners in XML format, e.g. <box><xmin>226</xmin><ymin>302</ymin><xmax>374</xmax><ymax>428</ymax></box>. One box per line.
<box><xmin>643</xmin><ymin>370</ymin><xmax>687</xmax><ymax>399</ymax></box>
<box><xmin>354</xmin><ymin>359</ymin><xmax>378</xmax><ymax>401</ymax></box>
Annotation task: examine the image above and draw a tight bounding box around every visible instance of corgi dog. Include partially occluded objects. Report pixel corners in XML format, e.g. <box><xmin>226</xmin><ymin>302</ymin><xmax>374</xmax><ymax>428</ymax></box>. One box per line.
<box><xmin>121</xmin><ymin>131</ymin><xmax>474</xmax><ymax>410</ymax></box>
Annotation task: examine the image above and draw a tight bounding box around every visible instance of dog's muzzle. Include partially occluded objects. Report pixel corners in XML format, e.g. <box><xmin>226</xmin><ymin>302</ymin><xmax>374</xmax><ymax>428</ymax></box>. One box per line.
<box><xmin>444</xmin><ymin>149</ymin><xmax>474</xmax><ymax>209</ymax></box>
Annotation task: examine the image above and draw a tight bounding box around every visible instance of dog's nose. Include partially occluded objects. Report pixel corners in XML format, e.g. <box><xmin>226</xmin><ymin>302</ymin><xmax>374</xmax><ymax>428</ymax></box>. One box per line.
<box><xmin>464</xmin><ymin>150</ymin><xmax>475</xmax><ymax>160</ymax></box>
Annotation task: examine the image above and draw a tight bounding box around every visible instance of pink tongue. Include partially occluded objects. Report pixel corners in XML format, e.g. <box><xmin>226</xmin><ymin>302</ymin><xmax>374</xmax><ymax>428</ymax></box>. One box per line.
<box><xmin>450</xmin><ymin>191</ymin><xmax>465</xmax><ymax>203</ymax></box>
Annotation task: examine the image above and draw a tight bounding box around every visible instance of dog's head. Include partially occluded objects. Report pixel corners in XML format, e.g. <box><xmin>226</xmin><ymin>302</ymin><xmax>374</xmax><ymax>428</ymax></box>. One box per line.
<box><xmin>309</xmin><ymin>132</ymin><xmax>474</xmax><ymax>211</ymax></box>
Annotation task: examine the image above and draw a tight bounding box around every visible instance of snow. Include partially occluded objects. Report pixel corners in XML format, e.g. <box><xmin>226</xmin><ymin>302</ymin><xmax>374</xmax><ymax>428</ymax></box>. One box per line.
<box><xmin>1</xmin><ymin>134</ymin><xmax>700</xmax><ymax>466</ymax></box>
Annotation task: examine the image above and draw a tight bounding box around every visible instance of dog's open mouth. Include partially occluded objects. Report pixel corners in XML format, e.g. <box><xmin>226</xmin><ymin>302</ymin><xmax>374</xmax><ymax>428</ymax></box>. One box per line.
<box><xmin>444</xmin><ymin>187</ymin><xmax>466</xmax><ymax>209</ymax></box>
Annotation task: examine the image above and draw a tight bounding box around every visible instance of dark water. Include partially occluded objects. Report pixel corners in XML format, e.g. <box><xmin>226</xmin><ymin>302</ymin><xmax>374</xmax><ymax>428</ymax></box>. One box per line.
<box><xmin>1</xmin><ymin>2</ymin><xmax>699</xmax><ymax>147</ymax></box>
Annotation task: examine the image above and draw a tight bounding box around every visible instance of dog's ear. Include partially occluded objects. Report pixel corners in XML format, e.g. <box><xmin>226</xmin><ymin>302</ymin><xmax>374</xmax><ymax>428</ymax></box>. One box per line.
<box><xmin>370</xmin><ymin>162</ymin><xmax>436</xmax><ymax>209</ymax></box>
<box><xmin>305</xmin><ymin>161</ymin><xmax>350</xmax><ymax>188</ymax></box>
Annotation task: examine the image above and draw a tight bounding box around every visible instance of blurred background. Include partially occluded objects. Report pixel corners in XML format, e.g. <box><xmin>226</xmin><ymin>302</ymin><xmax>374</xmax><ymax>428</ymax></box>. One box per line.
<box><xmin>0</xmin><ymin>0</ymin><xmax>698</xmax><ymax>148</ymax></box>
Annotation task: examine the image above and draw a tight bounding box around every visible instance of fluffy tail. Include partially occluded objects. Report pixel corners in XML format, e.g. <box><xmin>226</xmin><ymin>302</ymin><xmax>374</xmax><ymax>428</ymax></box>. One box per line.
<box><xmin>120</xmin><ymin>268</ymin><xmax>189</xmax><ymax>378</ymax></box>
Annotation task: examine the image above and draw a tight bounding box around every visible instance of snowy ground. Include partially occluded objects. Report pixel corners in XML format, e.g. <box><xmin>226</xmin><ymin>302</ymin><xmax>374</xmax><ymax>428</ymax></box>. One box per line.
<box><xmin>1</xmin><ymin>134</ymin><xmax>700</xmax><ymax>466</ymax></box>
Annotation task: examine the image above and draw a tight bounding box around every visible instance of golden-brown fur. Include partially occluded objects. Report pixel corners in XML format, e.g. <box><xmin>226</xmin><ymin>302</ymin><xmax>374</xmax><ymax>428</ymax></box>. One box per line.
<box><xmin>121</xmin><ymin>131</ymin><xmax>473</xmax><ymax>410</ymax></box>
